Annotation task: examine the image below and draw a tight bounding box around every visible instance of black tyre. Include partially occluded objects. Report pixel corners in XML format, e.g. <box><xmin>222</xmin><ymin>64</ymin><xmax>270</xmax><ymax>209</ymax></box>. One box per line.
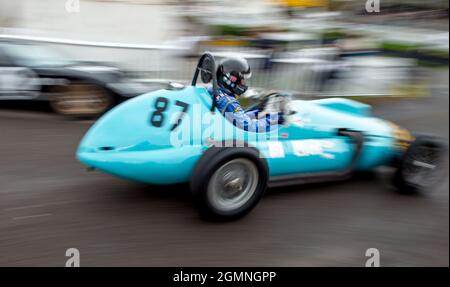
<box><xmin>49</xmin><ymin>83</ymin><xmax>114</xmax><ymax>118</ymax></box>
<box><xmin>394</xmin><ymin>135</ymin><xmax>447</xmax><ymax>194</ymax></box>
<box><xmin>190</xmin><ymin>147</ymin><xmax>268</xmax><ymax>221</ymax></box>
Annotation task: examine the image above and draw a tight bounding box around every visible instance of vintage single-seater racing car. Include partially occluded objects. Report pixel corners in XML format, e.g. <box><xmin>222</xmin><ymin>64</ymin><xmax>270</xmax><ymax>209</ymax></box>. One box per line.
<box><xmin>77</xmin><ymin>53</ymin><xmax>446</xmax><ymax>220</ymax></box>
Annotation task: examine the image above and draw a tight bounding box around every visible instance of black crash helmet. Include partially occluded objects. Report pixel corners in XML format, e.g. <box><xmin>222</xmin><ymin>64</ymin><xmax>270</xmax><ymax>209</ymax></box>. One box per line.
<box><xmin>217</xmin><ymin>57</ymin><xmax>252</xmax><ymax>96</ymax></box>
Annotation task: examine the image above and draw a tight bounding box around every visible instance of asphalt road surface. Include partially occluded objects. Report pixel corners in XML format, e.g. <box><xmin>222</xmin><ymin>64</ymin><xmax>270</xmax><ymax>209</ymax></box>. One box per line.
<box><xmin>0</xmin><ymin>88</ymin><xmax>448</xmax><ymax>266</ymax></box>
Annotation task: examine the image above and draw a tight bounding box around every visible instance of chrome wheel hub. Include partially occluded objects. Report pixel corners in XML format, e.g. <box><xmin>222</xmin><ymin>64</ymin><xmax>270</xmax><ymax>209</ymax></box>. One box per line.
<box><xmin>207</xmin><ymin>158</ymin><xmax>259</xmax><ymax>212</ymax></box>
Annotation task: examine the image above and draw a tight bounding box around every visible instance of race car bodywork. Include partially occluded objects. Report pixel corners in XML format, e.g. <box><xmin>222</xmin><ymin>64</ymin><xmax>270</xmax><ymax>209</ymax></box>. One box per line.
<box><xmin>77</xmin><ymin>53</ymin><xmax>445</xmax><ymax>220</ymax></box>
<box><xmin>77</xmin><ymin>87</ymin><xmax>398</xmax><ymax>183</ymax></box>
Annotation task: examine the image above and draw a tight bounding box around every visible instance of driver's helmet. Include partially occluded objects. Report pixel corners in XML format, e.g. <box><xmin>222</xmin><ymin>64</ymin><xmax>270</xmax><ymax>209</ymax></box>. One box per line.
<box><xmin>216</xmin><ymin>56</ymin><xmax>252</xmax><ymax>97</ymax></box>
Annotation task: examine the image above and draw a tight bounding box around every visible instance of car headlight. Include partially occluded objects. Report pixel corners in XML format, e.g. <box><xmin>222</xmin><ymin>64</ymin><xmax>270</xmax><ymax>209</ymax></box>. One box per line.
<box><xmin>387</xmin><ymin>122</ymin><xmax>415</xmax><ymax>151</ymax></box>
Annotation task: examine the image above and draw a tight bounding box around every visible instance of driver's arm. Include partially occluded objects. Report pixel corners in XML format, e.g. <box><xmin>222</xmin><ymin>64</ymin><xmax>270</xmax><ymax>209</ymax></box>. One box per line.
<box><xmin>219</xmin><ymin>97</ymin><xmax>279</xmax><ymax>132</ymax></box>
<box><xmin>244</xmin><ymin>109</ymin><xmax>258</xmax><ymax>119</ymax></box>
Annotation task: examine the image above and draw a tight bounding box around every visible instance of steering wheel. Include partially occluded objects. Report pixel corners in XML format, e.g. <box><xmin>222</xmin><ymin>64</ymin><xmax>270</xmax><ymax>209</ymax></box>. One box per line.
<box><xmin>254</xmin><ymin>91</ymin><xmax>291</xmax><ymax>116</ymax></box>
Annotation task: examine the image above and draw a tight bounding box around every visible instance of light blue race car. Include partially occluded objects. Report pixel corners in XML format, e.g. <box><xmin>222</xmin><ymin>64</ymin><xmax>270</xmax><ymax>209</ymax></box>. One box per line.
<box><xmin>77</xmin><ymin>53</ymin><xmax>446</xmax><ymax>220</ymax></box>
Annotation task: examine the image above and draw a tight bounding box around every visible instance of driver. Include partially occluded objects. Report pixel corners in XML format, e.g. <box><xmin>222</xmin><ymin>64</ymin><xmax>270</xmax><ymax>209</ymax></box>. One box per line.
<box><xmin>210</xmin><ymin>56</ymin><xmax>283</xmax><ymax>132</ymax></box>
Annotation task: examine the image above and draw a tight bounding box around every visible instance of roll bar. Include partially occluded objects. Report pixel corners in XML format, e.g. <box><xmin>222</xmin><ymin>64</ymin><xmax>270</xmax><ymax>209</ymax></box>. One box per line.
<box><xmin>191</xmin><ymin>52</ymin><xmax>218</xmax><ymax>112</ymax></box>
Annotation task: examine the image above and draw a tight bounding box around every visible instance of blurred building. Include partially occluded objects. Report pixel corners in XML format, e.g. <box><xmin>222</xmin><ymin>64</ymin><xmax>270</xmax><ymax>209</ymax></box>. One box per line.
<box><xmin>0</xmin><ymin>0</ymin><xmax>180</xmax><ymax>43</ymax></box>
<box><xmin>0</xmin><ymin>0</ymin><xmax>447</xmax><ymax>97</ymax></box>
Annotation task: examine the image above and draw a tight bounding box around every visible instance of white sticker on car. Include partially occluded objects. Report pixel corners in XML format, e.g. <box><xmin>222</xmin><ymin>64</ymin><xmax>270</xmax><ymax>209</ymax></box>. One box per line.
<box><xmin>267</xmin><ymin>141</ymin><xmax>285</xmax><ymax>158</ymax></box>
<box><xmin>291</xmin><ymin>140</ymin><xmax>336</xmax><ymax>159</ymax></box>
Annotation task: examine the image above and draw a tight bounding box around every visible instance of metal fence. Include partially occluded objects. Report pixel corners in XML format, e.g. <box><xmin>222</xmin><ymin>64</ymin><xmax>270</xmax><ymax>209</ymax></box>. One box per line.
<box><xmin>0</xmin><ymin>34</ymin><xmax>422</xmax><ymax>97</ymax></box>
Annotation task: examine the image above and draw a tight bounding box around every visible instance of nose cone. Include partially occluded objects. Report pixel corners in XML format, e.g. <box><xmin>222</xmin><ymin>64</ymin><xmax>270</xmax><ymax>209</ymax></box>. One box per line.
<box><xmin>76</xmin><ymin>87</ymin><xmax>203</xmax><ymax>185</ymax></box>
<box><xmin>77</xmin><ymin>89</ymin><xmax>177</xmax><ymax>169</ymax></box>
<box><xmin>80</xmin><ymin>87</ymin><xmax>194</xmax><ymax>150</ymax></box>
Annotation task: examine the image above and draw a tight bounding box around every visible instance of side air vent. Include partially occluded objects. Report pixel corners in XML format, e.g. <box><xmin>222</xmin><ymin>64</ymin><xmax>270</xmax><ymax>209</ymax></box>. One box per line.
<box><xmin>98</xmin><ymin>146</ymin><xmax>115</xmax><ymax>151</ymax></box>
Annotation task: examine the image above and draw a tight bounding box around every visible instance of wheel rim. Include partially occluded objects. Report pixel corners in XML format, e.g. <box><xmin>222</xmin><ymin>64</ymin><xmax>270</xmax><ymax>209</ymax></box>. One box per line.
<box><xmin>51</xmin><ymin>84</ymin><xmax>110</xmax><ymax>115</ymax></box>
<box><xmin>403</xmin><ymin>145</ymin><xmax>442</xmax><ymax>188</ymax></box>
<box><xmin>207</xmin><ymin>158</ymin><xmax>259</xmax><ymax>213</ymax></box>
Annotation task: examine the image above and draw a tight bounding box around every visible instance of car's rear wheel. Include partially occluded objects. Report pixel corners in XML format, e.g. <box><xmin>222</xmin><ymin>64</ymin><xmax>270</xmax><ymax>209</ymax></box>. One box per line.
<box><xmin>190</xmin><ymin>147</ymin><xmax>268</xmax><ymax>221</ymax></box>
<box><xmin>394</xmin><ymin>135</ymin><xmax>447</xmax><ymax>194</ymax></box>
<box><xmin>49</xmin><ymin>83</ymin><xmax>114</xmax><ymax>117</ymax></box>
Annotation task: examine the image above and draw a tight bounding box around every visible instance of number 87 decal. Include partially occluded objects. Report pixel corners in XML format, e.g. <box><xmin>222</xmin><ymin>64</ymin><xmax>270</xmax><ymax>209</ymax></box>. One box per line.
<box><xmin>150</xmin><ymin>97</ymin><xmax>190</xmax><ymax>131</ymax></box>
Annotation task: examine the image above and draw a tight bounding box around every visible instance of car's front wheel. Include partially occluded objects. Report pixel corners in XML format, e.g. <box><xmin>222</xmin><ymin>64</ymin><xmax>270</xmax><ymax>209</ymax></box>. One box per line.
<box><xmin>394</xmin><ymin>135</ymin><xmax>447</xmax><ymax>194</ymax></box>
<box><xmin>190</xmin><ymin>147</ymin><xmax>268</xmax><ymax>221</ymax></box>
